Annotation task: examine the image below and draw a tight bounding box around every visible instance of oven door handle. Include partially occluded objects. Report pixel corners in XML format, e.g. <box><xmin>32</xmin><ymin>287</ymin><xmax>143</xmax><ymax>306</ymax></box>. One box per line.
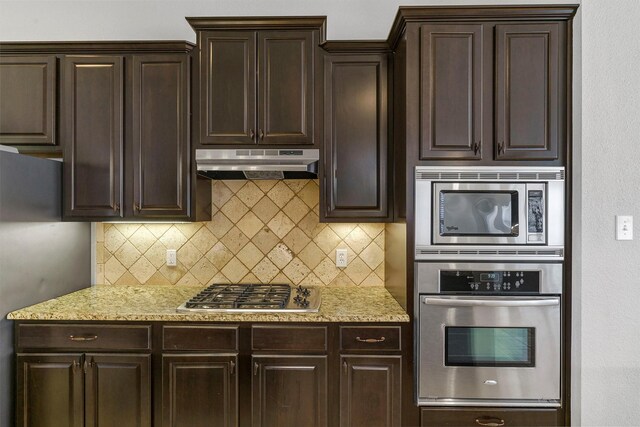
<box><xmin>422</xmin><ymin>297</ymin><xmax>559</xmax><ymax>307</ymax></box>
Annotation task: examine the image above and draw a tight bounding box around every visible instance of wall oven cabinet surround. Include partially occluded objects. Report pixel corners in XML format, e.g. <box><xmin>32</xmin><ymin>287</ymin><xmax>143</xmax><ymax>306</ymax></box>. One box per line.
<box><xmin>415</xmin><ymin>262</ymin><xmax>563</xmax><ymax>407</ymax></box>
<box><xmin>415</xmin><ymin>166</ymin><xmax>565</xmax><ymax>261</ymax></box>
<box><xmin>188</xmin><ymin>17</ymin><xmax>326</xmax><ymax>147</ymax></box>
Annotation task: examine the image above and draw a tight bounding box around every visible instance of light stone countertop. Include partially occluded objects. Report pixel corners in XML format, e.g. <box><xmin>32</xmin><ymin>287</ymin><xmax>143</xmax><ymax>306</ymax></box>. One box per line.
<box><xmin>7</xmin><ymin>285</ymin><xmax>409</xmax><ymax>323</ymax></box>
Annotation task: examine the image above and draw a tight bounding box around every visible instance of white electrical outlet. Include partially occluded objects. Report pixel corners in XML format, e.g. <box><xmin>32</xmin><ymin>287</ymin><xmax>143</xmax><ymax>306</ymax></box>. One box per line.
<box><xmin>616</xmin><ymin>215</ymin><xmax>633</xmax><ymax>240</ymax></box>
<box><xmin>336</xmin><ymin>248</ymin><xmax>348</xmax><ymax>268</ymax></box>
<box><xmin>166</xmin><ymin>249</ymin><xmax>177</xmax><ymax>266</ymax></box>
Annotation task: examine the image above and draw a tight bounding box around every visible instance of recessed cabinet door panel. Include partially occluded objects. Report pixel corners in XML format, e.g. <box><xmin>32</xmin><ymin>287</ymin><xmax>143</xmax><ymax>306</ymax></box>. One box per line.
<box><xmin>252</xmin><ymin>356</ymin><xmax>327</xmax><ymax>427</ymax></box>
<box><xmin>340</xmin><ymin>356</ymin><xmax>402</xmax><ymax>427</ymax></box>
<box><xmin>132</xmin><ymin>54</ymin><xmax>189</xmax><ymax>218</ymax></box>
<box><xmin>258</xmin><ymin>31</ymin><xmax>314</xmax><ymax>145</ymax></box>
<box><xmin>16</xmin><ymin>354</ymin><xmax>84</xmax><ymax>427</ymax></box>
<box><xmin>84</xmin><ymin>354</ymin><xmax>151</xmax><ymax>427</ymax></box>
<box><xmin>419</xmin><ymin>24</ymin><xmax>483</xmax><ymax>160</ymax></box>
<box><xmin>0</xmin><ymin>55</ymin><xmax>56</xmax><ymax>146</ymax></box>
<box><xmin>201</xmin><ymin>31</ymin><xmax>256</xmax><ymax>145</ymax></box>
<box><xmin>323</xmin><ymin>54</ymin><xmax>389</xmax><ymax>220</ymax></box>
<box><xmin>162</xmin><ymin>354</ymin><xmax>237</xmax><ymax>427</ymax></box>
<box><xmin>62</xmin><ymin>56</ymin><xmax>123</xmax><ymax>218</ymax></box>
<box><xmin>495</xmin><ymin>24</ymin><xmax>561</xmax><ymax>160</ymax></box>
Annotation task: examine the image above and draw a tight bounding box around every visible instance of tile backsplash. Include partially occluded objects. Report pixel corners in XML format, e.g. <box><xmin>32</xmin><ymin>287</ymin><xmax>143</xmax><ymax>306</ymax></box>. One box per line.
<box><xmin>96</xmin><ymin>180</ymin><xmax>385</xmax><ymax>287</ymax></box>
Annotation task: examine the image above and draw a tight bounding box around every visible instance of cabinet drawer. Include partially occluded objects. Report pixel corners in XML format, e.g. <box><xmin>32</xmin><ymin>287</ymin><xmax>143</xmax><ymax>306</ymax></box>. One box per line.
<box><xmin>420</xmin><ymin>408</ymin><xmax>559</xmax><ymax>427</ymax></box>
<box><xmin>162</xmin><ymin>325</ymin><xmax>238</xmax><ymax>351</ymax></box>
<box><xmin>340</xmin><ymin>326</ymin><xmax>401</xmax><ymax>351</ymax></box>
<box><xmin>251</xmin><ymin>326</ymin><xmax>327</xmax><ymax>351</ymax></box>
<box><xmin>17</xmin><ymin>324</ymin><xmax>151</xmax><ymax>351</ymax></box>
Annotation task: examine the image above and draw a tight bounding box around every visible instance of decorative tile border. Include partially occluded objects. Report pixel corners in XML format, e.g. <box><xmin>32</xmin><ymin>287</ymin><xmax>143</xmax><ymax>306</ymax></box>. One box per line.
<box><xmin>96</xmin><ymin>180</ymin><xmax>385</xmax><ymax>287</ymax></box>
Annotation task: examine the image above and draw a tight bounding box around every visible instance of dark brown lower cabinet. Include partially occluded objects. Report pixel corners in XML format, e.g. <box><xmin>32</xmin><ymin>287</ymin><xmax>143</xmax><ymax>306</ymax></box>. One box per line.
<box><xmin>340</xmin><ymin>356</ymin><xmax>401</xmax><ymax>427</ymax></box>
<box><xmin>420</xmin><ymin>407</ymin><xmax>559</xmax><ymax>427</ymax></box>
<box><xmin>16</xmin><ymin>353</ymin><xmax>150</xmax><ymax>427</ymax></box>
<box><xmin>252</xmin><ymin>355</ymin><xmax>327</xmax><ymax>427</ymax></box>
<box><xmin>16</xmin><ymin>353</ymin><xmax>84</xmax><ymax>427</ymax></box>
<box><xmin>84</xmin><ymin>354</ymin><xmax>151</xmax><ymax>427</ymax></box>
<box><xmin>162</xmin><ymin>354</ymin><xmax>237</xmax><ymax>427</ymax></box>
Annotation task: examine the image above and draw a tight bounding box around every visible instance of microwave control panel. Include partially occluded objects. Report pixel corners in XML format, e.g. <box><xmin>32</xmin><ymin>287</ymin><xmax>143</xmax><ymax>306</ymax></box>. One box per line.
<box><xmin>440</xmin><ymin>270</ymin><xmax>540</xmax><ymax>293</ymax></box>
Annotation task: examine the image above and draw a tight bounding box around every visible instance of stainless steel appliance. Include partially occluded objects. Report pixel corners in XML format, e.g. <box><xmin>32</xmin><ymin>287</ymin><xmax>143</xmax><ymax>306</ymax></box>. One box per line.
<box><xmin>196</xmin><ymin>148</ymin><xmax>319</xmax><ymax>180</ymax></box>
<box><xmin>0</xmin><ymin>147</ymin><xmax>91</xmax><ymax>425</ymax></box>
<box><xmin>177</xmin><ymin>284</ymin><xmax>321</xmax><ymax>313</ymax></box>
<box><xmin>415</xmin><ymin>262</ymin><xmax>562</xmax><ymax>407</ymax></box>
<box><xmin>415</xmin><ymin>166</ymin><xmax>565</xmax><ymax>260</ymax></box>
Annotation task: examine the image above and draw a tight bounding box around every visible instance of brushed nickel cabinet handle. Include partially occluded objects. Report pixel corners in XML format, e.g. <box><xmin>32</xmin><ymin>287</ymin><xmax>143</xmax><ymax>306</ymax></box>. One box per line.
<box><xmin>343</xmin><ymin>361</ymin><xmax>347</xmax><ymax>374</ymax></box>
<box><xmin>72</xmin><ymin>360</ymin><xmax>81</xmax><ymax>371</ymax></box>
<box><xmin>475</xmin><ymin>417</ymin><xmax>505</xmax><ymax>427</ymax></box>
<box><xmin>498</xmin><ymin>141</ymin><xmax>505</xmax><ymax>155</ymax></box>
<box><xmin>134</xmin><ymin>202</ymin><xmax>141</xmax><ymax>212</ymax></box>
<box><xmin>113</xmin><ymin>203</ymin><xmax>120</xmax><ymax>213</ymax></box>
<box><xmin>259</xmin><ymin>129</ymin><xmax>264</xmax><ymax>140</ymax></box>
<box><xmin>355</xmin><ymin>336</ymin><xmax>386</xmax><ymax>343</ymax></box>
<box><xmin>250</xmin><ymin>129</ymin><xmax>255</xmax><ymax>140</ymax></box>
<box><xmin>254</xmin><ymin>362</ymin><xmax>259</xmax><ymax>376</ymax></box>
<box><xmin>230</xmin><ymin>360</ymin><xmax>235</xmax><ymax>375</ymax></box>
<box><xmin>473</xmin><ymin>141</ymin><xmax>481</xmax><ymax>155</ymax></box>
<box><xmin>69</xmin><ymin>335</ymin><xmax>98</xmax><ymax>342</ymax></box>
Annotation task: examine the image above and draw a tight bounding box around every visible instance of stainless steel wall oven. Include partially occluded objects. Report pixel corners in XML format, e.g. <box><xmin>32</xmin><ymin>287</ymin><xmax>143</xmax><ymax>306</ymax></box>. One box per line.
<box><xmin>415</xmin><ymin>262</ymin><xmax>563</xmax><ymax>407</ymax></box>
<box><xmin>415</xmin><ymin>167</ymin><xmax>565</xmax><ymax>261</ymax></box>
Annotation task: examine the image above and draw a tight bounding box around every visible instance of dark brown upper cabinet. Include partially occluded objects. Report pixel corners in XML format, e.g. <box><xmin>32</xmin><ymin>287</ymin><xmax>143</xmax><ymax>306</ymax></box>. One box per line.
<box><xmin>321</xmin><ymin>46</ymin><xmax>391</xmax><ymax>222</ymax></box>
<box><xmin>495</xmin><ymin>23</ymin><xmax>562</xmax><ymax>160</ymax></box>
<box><xmin>53</xmin><ymin>42</ymin><xmax>210</xmax><ymax>222</ymax></box>
<box><xmin>389</xmin><ymin>6</ymin><xmax>574</xmax><ymax>165</ymax></box>
<box><xmin>0</xmin><ymin>55</ymin><xmax>57</xmax><ymax>148</ymax></box>
<box><xmin>419</xmin><ymin>24</ymin><xmax>484</xmax><ymax>160</ymax></box>
<box><xmin>131</xmin><ymin>54</ymin><xmax>190</xmax><ymax>218</ymax></box>
<box><xmin>62</xmin><ymin>55</ymin><xmax>124</xmax><ymax>219</ymax></box>
<box><xmin>188</xmin><ymin>17</ymin><xmax>326</xmax><ymax>148</ymax></box>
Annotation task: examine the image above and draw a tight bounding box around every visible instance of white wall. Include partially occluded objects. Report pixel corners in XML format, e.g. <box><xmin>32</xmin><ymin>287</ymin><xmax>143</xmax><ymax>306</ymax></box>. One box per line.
<box><xmin>1</xmin><ymin>0</ymin><xmax>639</xmax><ymax>425</ymax></box>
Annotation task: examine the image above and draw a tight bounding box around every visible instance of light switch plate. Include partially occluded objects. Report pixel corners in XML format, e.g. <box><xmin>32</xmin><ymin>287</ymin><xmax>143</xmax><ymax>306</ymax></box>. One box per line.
<box><xmin>616</xmin><ymin>215</ymin><xmax>633</xmax><ymax>240</ymax></box>
<box><xmin>166</xmin><ymin>249</ymin><xmax>177</xmax><ymax>266</ymax></box>
<box><xmin>336</xmin><ymin>248</ymin><xmax>348</xmax><ymax>268</ymax></box>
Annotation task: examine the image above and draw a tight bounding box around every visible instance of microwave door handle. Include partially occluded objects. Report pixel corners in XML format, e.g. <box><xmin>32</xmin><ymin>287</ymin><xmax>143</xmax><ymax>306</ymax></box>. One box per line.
<box><xmin>423</xmin><ymin>298</ymin><xmax>559</xmax><ymax>307</ymax></box>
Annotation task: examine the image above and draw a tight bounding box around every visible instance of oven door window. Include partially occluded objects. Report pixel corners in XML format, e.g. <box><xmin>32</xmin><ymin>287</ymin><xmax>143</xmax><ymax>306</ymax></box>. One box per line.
<box><xmin>445</xmin><ymin>327</ymin><xmax>535</xmax><ymax>367</ymax></box>
<box><xmin>439</xmin><ymin>191</ymin><xmax>519</xmax><ymax>236</ymax></box>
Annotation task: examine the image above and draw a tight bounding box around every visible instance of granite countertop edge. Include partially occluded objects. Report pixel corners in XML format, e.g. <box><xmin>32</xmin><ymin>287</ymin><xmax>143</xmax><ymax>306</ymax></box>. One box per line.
<box><xmin>7</xmin><ymin>284</ymin><xmax>410</xmax><ymax>323</ymax></box>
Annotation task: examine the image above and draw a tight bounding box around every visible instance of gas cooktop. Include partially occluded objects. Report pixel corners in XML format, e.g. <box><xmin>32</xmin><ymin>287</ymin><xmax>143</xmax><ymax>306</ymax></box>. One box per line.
<box><xmin>176</xmin><ymin>284</ymin><xmax>321</xmax><ymax>313</ymax></box>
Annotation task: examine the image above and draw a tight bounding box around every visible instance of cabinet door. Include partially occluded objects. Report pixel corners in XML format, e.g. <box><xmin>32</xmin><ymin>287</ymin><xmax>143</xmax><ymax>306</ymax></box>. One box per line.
<box><xmin>252</xmin><ymin>356</ymin><xmax>327</xmax><ymax>427</ymax></box>
<box><xmin>16</xmin><ymin>353</ymin><xmax>84</xmax><ymax>427</ymax></box>
<box><xmin>162</xmin><ymin>354</ymin><xmax>238</xmax><ymax>427</ymax></box>
<box><xmin>132</xmin><ymin>54</ymin><xmax>190</xmax><ymax>218</ymax></box>
<box><xmin>340</xmin><ymin>356</ymin><xmax>401</xmax><ymax>427</ymax></box>
<box><xmin>0</xmin><ymin>55</ymin><xmax>56</xmax><ymax>146</ymax></box>
<box><xmin>419</xmin><ymin>24</ymin><xmax>483</xmax><ymax>160</ymax></box>
<box><xmin>200</xmin><ymin>31</ymin><xmax>256</xmax><ymax>145</ymax></box>
<box><xmin>62</xmin><ymin>56</ymin><xmax>124</xmax><ymax>218</ymax></box>
<box><xmin>84</xmin><ymin>354</ymin><xmax>151</xmax><ymax>427</ymax></box>
<box><xmin>495</xmin><ymin>24</ymin><xmax>561</xmax><ymax>160</ymax></box>
<box><xmin>323</xmin><ymin>54</ymin><xmax>390</xmax><ymax>221</ymax></box>
<box><xmin>257</xmin><ymin>31</ymin><xmax>314</xmax><ymax>145</ymax></box>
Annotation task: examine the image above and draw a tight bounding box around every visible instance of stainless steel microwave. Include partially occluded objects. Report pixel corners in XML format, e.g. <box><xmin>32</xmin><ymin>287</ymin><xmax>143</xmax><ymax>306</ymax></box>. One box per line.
<box><xmin>415</xmin><ymin>167</ymin><xmax>565</xmax><ymax>260</ymax></box>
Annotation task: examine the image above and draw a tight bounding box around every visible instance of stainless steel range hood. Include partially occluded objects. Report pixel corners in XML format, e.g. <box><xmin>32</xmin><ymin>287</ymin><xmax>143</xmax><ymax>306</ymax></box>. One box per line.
<box><xmin>196</xmin><ymin>148</ymin><xmax>319</xmax><ymax>180</ymax></box>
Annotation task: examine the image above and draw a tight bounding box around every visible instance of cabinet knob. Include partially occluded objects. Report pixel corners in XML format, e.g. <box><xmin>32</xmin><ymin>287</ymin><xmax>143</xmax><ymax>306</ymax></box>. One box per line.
<box><xmin>254</xmin><ymin>362</ymin><xmax>259</xmax><ymax>376</ymax></box>
<box><xmin>259</xmin><ymin>129</ymin><xmax>264</xmax><ymax>141</ymax></box>
<box><xmin>498</xmin><ymin>141</ymin><xmax>505</xmax><ymax>155</ymax></box>
<box><xmin>250</xmin><ymin>129</ymin><xmax>255</xmax><ymax>140</ymax></box>
<box><xmin>230</xmin><ymin>360</ymin><xmax>235</xmax><ymax>375</ymax></box>
<box><xmin>134</xmin><ymin>202</ymin><xmax>141</xmax><ymax>212</ymax></box>
<box><xmin>113</xmin><ymin>203</ymin><xmax>120</xmax><ymax>213</ymax></box>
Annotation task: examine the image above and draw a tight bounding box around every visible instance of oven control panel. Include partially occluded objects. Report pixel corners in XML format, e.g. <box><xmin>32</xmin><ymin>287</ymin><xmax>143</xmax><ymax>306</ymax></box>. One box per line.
<box><xmin>440</xmin><ymin>270</ymin><xmax>540</xmax><ymax>293</ymax></box>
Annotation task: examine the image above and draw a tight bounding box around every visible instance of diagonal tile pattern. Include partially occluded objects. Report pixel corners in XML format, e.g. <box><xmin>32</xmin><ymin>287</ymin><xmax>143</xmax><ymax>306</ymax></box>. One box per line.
<box><xmin>96</xmin><ymin>180</ymin><xmax>385</xmax><ymax>287</ymax></box>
